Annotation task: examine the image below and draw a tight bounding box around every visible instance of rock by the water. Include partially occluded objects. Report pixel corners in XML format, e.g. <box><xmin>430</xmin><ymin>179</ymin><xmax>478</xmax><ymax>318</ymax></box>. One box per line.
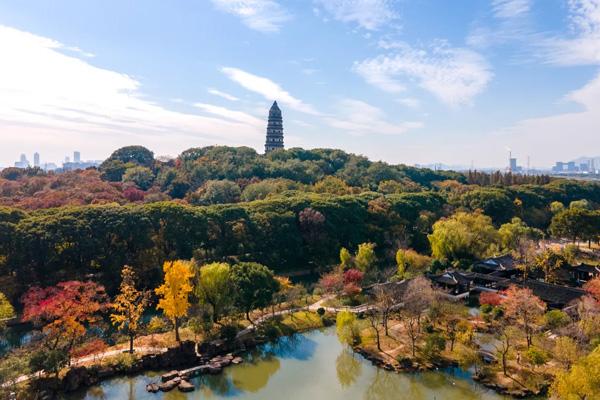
<box><xmin>161</xmin><ymin>370</ymin><xmax>179</xmax><ymax>382</ymax></box>
<box><xmin>159</xmin><ymin>379</ymin><xmax>179</xmax><ymax>392</ymax></box>
<box><xmin>146</xmin><ymin>383</ymin><xmax>159</xmax><ymax>393</ymax></box>
<box><xmin>178</xmin><ymin>380</ymin><xmax>195</xmax><ymax>392</ymax></box>
<box><xmin>207</xmin><ymin>364</ymin><xmax>223</xmax><ymax>374</ymax></box>
<box><xmin>232</xmin><ymin>357</ymin><xmax>243</xmax><ymax>364</ymax></box>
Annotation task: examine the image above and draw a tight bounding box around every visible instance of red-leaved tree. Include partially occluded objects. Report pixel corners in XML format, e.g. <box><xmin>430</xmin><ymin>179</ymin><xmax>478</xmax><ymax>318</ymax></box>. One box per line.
<box><xmin>583</xmin><ymin>276</ymin><xmax>600</xmax><ymax>303</ymax></box>
<box><xmin>501</xmin><ymin>285</ymin><xmax>546</xmax><ymax>348</ymax></box>
<box><xmin>479</xmin><ymin>291</ymin><xmax>503</xmax><ymax>306</ymax></box>
<box><xmin>22</xmin><ymin>281</ymin><xmax>109</xmax><ymax>353</ymax></box>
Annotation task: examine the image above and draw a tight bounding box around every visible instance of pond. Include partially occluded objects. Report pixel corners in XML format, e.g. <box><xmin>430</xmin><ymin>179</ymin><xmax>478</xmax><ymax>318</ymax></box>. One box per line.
<box><xmin>66</xmin><ymin>327</ymin><xmax>514</xmax><ymax>400</ymax></box>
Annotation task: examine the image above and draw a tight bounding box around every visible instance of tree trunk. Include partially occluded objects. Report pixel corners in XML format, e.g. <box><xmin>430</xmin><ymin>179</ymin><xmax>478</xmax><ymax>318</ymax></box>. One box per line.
<box><xmin>175</xmin><ymin>317</ymin><xmax>181</xmax><ymax>343</ymax></box>
<box><xmin>129</xmin><ymin>334</ymin><xmax>134</xmax><ymax>353</ymax></box>
<box><xmin>246</xmin><ymin>310</ymin><xmax>253</xmax><ymax>325</ymax></box>
<box><xmin>502</xmin><ymin>352</ymin><xmax>508</xmax><ymax>376</ymax></box>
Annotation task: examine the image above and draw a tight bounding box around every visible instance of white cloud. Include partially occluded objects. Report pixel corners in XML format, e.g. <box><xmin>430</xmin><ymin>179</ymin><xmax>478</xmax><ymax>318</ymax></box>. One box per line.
<box><xmin>0</xmin><ymin>25</ymin><xmax>263</xmax><ymax>165</ymax></box>
<box><xmin>492</xmin><ymin>0</ymin><xmax>531</xmax><ymax>19</ymax></box>
<box><xmin>325</xmin><ymin>98</ymin><xmax>422</xmax><ymax>135</ymax></box>
<box><xmin>354</xmin><ymin>41</ymin><xmax>492</xmax><ymax>106</ymax></box>
<box><xmin>194</xmin><ymin>103</ymin><xmax>263</xmax><ymax>126</ymax></box>
<box><xmin>396</xmin><ymin>97</ymin><xmax>420</xmax><ymax>108</ymax></box>
<box><xmin>314</xmin><ymin>0</ymin><xmax>397</xmax><ymax>30</ymax></box>
<box><xmin>210</xmin><ymin>0</ymin><xmax>290</xmax><ymax>32</ymax></box>
<box><xmin>208</xmin><ymin>88</ymin><xmax>240</xmax><ymax>101</ymax></box>
<box><xmin>221</xmin><ymin>66</ymin><xmax>319</xmax><ymax>114</ymax></box>
<box><xmin>537</xmin><ymin>0</ymin><xmax>600</xmax><ymax>65</ymax></box>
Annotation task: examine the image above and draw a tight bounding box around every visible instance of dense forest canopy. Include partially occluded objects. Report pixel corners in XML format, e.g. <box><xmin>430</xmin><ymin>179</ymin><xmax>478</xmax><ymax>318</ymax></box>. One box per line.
<box><xmin>0</xmin><ymin>145</ymin><xmax>598</xmax><ymax>302</ymax></box>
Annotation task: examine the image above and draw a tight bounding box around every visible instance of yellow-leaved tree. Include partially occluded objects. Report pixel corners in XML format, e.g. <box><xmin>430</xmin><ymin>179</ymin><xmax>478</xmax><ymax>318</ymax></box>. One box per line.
<box><xmin>155</xmin><ymin>260</ymin><xmax>194</xmax><ymax>343</ymax></box>
<box><xmin>111</xmin><ymin>265</ymin><xmax>149</xmax><ymax>353</ymax></box>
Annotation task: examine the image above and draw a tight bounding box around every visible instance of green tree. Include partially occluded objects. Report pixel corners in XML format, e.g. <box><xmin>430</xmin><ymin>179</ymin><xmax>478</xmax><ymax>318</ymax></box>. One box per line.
<box><xmin>551</xmin><ymin>347</ymin><xmax>600</xmax><ymax>399</ymax></box>
<box><xmin>339</xmin><ymin>247</ymin><xmax>352</xmax><ymax>270</ymax></box>
<box><xmin>122</xmin><ymin>166</ymin><xmax>155</xmax><ymax>190</ymax></box>
<box><xmin>458</xmin><ymin>188</ymin><xmax>514</xmax><ymax>223</ymax></box>
<box><xmin>544</xmin><ymin>309</ymin><xmax>570</xmax><ymax>330</ymax></box>
<box><xmin>0</xmin><ymin>351</ymin><xmax>30</xmax><ymax>394</ymax></box>
<box><xmin>99</xmin><ymin>159</ymin><xmax>128</xmax><ymax>182</ymax></box>
<box><xmin>534</xmin><ymin>249</ymin><xmax>568</xmax><ymax>283</ymax></box>
<box><xmin>313</xmin><ymin>176</ymin><xmax>351</xmax><ymax>195</ymax></box>
<box><xmin>29</xmin><ymin>348</ymin><xmax>68</xmax><ymax>378</ymax></box>
<box><xmin>498</xmin><ymin>217</ymin><xmax>543</xmax><ymax>251</ymax></box>
<box><xmin>550</xmin><ymin>201</ymin><xmax>565</xmax><ymax>214</ymax></box>
<box><xmin>355</xmin><ymin>242</ymin><xmax>377</xmax><ymax>272</ymax></box>
<box><xmin>336</xmin><ymin>310</ymin><xmax>360</xmax><ymax>346</ymax></box>
<box><xmin>230</xmin><ymin>262</ymin><xmax>280</xmax><ymax>323</ymax></box>
<box><xmin>421</xmin><ymin>333</ymin><xmax>446</xmax><ymax>362</ymax></box>
<box><xmin>428</xmin><ymin>211</ymin><xmax>500</xmax><ymax>262</ymax></box>
<box><xmin>111</xmin><ymin>266</ymin><xmax>149</xmax><ymax>353</ymax></box>
<box><xmin>196</xmin><ymin>262</ymin><xmax>233</xmax><ymax>325</ymax></box>
<box><xmin>0</xmin><ymin>291</ymin><xmax>15</xmax><ymax>329</ymax></box>
<box><xmin>525</xmin><ymin>347</ymin><xmax>548</xmax><ymax>369</ymax></box>
<box><xmin>189</xmin><ymin>179</ymin><xmax>241</xmax><ymax>205</ymax></box>
<box><xmin>103</xmin><ymin>145</ymin><xmax>155</xmax><ymax>168</ymax></box>
<box><xmin>553</xmin><ymin>336</ymin><xmax>580</xmax><ymax>368</ymax></box>
<box><xmin>551</xmin><ymin>208</ymin><xmax>599</xmax><ymax>247</ymax></box>
<box><xmin>569</xmin><ymin>199</ymin><xmax>590</xmax><ymax>210</ymax></box>
<box><xmin>395</xmin><ymin>249</ymin><xmax>432</xmax><ymax>278</ymax></box>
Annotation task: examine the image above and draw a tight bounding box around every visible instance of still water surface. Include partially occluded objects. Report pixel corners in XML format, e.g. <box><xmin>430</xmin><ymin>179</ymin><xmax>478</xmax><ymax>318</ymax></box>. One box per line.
<box><xmin>68</xmin><ymin>328</ymin><xmax>512</xmax><ymax>400</ymax></box>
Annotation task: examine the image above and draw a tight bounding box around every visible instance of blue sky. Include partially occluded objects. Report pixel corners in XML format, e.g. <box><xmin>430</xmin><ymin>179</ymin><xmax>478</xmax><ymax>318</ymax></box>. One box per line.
<box><xmin>0</xmin><ymin>0</ymin><xmax>599</xmax><ymax>168</ymax></box>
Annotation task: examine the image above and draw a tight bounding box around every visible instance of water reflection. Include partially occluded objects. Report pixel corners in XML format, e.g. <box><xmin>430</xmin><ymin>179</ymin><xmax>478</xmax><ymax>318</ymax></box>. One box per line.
<box><xmin>69</xmin><ymin>328</ymin><xmax>512</xmax><ymax>400</ymax></box>
<box><xmin>197</xmin><ymin>331</ymin><xmax>318</xmax><ymax>396</ymax></box>
<box><xmin>335</xmin><ymin>348</ymin><xmax>362</xmax><ymax>388</ymax></box>
<box><xmin>365</xmin><ymin>369</ymin><xmax>405</xmax><ymax>400</ymax></box>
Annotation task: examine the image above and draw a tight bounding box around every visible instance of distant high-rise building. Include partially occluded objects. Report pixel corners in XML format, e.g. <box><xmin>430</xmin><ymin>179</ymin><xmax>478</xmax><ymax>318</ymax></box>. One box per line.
<box><xmin>33</xmin><ymin>152</ymin><xmax>40</xmax><ymax>167</ymax></box>
<box><xmin>553</xmin><ymin>162</ymin><xmax>564</xmax><ymax>173</ymax></box>
<box><xmin>14</xmin><ymin>153</ymin><xmax>30</xmax><ymax>168</ymax></box>
<box><xmin>65</xmin><ymin>156</ymin><xmax>70</xmax><ymax>163</ymax></box>
<box><xmin>567</xmin><ymin>161</ymin><xmax>577</xmax><ymax>172</ymax></box>
<box><xmin>74</xmin><ymin>151</ymin><xmax>81</xmax><ymax>163</ymax></box>
<box><xmin>509</xmin><ymin>158</ymin><xmax>517</xmax><ymax>172</ymax></box>
<box><xmin>265</xmin><ymin>101</ymin><xmax>284</xmax><ymax>153</ymax></box>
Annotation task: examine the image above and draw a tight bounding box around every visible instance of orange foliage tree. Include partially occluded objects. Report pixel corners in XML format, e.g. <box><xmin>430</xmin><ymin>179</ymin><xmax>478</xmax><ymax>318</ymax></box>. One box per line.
<box><xmin>21</xmin><ymin>281</ymin><xmax>109</xmax><ymax>356</ymax></box>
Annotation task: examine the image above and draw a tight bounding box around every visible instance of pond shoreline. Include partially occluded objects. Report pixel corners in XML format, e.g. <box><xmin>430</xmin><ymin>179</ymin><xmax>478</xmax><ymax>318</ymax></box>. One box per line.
<box><xmin>352</xmin><ymin>345</ymin><xmax>547</xmax><ymax>398</ymax></box>
<box><xmin>30</xmin><ymin>318</ymin><xmax>543</xmax><ymax>399</ymax></box>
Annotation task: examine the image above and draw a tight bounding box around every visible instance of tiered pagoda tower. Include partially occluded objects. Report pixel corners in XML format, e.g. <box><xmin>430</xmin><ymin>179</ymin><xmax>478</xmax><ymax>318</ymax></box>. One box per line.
<box><xmin>264</xmin><ymin>101</ymin><xmax>284</xmax><ymax>153</ymax></box>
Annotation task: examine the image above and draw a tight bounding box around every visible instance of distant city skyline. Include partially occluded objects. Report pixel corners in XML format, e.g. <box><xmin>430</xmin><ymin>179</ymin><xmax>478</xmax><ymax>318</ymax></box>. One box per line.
<box><xmin>1</xmin><ymin>1</ymin><xmax>599</xmax><ymax>167</ymax></box>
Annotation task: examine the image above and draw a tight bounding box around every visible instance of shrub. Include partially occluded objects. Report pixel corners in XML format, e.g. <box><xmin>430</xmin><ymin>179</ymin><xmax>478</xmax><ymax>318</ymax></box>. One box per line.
<box><xmin>261</xmin><ymin>321</ymin><xmax>282</xmax><ymax>341</ymax></box>
<box><xmin>107</xmin><ymin>352</ymin><xmax>137</xmax><ymax>371</ymax></box>
<box><xmin>29</xmin><ymin>349</ymin><xmax>68</xmax><ymax>377</ymax></box>
<box><xmin>421</xmin><ymin>333</ymin><xmax>446</xmax><ymax>361</ymax></box>
<box><xmin>525</xmin><ymin>347</ymin><xmax>548</xmax><ymax>369</ymax></box>
<box><xmin>544</xmin><ymin>310</ymin><xmax>570</xmax><ymax>330</ymax></box>
<box><xmin>219</xmin><ymin>324</ymin><xmax>239</xmax><ymax>342</ymax></box>
<box><xmin>480</xmin><ymin>304</ymin><xmax>493</xmax><ymax>314</ymax></box>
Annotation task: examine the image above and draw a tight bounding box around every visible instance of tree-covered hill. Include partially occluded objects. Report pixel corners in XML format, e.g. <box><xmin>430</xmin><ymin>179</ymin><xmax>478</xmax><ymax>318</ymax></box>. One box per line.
<box><xmin>1</xmin><ymin>145</ymin><xmax>599</xmax><ymax>302</ymax></box>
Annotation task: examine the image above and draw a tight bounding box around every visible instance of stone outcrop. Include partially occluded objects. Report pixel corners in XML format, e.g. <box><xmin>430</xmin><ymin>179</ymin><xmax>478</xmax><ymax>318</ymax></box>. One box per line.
<box><xmin>178</xmin><ymin>380</ymin><xmax>194</xmax><ymax>392</ymax></box>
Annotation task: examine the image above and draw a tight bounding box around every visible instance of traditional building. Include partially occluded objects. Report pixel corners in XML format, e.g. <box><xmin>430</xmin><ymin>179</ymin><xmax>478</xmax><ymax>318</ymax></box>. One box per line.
<box><xmin>265</xmin><ymin>101</ymin><xmax>284</xmax><ymax>153</ymax></box>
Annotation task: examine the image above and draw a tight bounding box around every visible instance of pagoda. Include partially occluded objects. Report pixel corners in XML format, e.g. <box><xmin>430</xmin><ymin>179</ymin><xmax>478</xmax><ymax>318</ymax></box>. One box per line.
<box><xmin>264</xmin><ymin>101</ymin><xmax>284</xmax><ymax>153</ymax></box>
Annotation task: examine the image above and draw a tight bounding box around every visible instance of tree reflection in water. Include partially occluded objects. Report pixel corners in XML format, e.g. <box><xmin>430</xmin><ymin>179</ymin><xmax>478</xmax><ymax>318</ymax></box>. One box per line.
<box><xmin>335</xmin><ymin>347</ymin><xmax>362</xmax><ymax>388</ymax></box>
